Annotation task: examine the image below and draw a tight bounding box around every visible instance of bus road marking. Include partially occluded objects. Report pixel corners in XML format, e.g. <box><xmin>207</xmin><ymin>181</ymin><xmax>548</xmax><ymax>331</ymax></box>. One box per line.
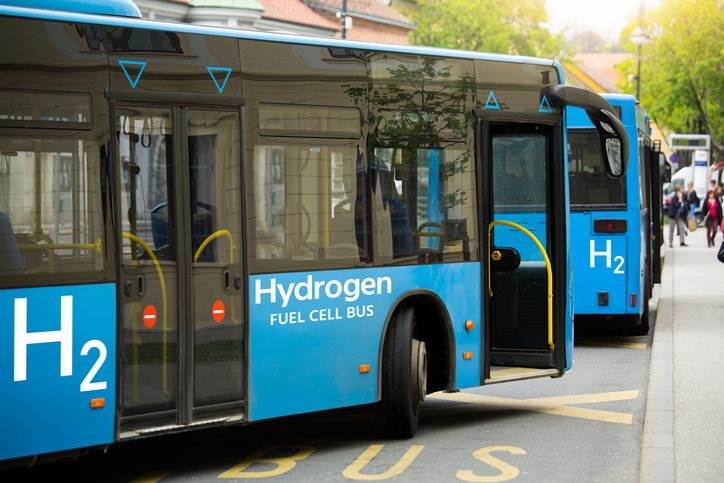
<box><xmin>428</xmin><ymin>389</ymin><xmax>639</xmax><ymax>425</ymax></box>
<box><xmin>343</xmin><ymin>444</ymin><xmax>425</xmax><ymax>480</ymax></box>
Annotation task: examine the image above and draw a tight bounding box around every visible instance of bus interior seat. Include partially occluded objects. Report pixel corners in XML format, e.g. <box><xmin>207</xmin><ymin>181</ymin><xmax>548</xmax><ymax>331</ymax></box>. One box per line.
<box><xmin>0</xmin><ymin>212</ymin><xmax>23</xmax><ymax>274</ymax></box>
<box><xmin>151</xmin><ymin>201</ymin><xmax>216</xmax><ymax>261</ymax></box>
<box><xmin>386</xmin><ymin>198</ymin><xmax>414</xmax><ymax>258</ymax></box>
<box><xmin>328</xmin><ymin>201</ymin><xmax>361</xmax><ymax>261</ymax></box>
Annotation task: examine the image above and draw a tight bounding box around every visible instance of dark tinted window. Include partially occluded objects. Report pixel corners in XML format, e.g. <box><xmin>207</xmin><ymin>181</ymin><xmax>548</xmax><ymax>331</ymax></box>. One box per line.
<box><xmin>374</xmin><ymin>145</ymin><xmax>476</xmax><ymax>264</ymax></box>
<box><xmin>568</xmin><ymin>130</ymin><xmax>627</xmax><ymax>209</ymax></box>
<box><xmin>241</xmin><ymin>41</ymin><xmax>369</xmax><ymax>274</ymax></box>
<box><xmin>0</xmin><ymin>133</ymin><xmax>105</xmax><ymax>280</ymax></box>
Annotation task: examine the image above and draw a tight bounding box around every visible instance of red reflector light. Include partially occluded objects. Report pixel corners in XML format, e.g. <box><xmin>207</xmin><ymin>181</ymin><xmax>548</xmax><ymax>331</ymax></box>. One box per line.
<box><xmin>594</xmin><ymin>219</ymin><xmax>627</xmax><ymax>233</ymax></box>
<box><xmin>631</xmin><ymin>293</ymin><xmax>637</xmax><ymax>307</ymax></box>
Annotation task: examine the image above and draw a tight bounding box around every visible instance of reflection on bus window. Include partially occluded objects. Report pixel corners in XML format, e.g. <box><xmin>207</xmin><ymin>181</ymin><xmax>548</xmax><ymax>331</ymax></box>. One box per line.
<box><xmin>117</xmin><ymin>109</ymin><xmax>175</xmax><ymax>262</ymax></box>
<box><xmin>568</xmin><ymin>130</ymin><xmax>627</xmax><ymax>208</ymax></box>
<box><xmin>247</xmin><ymin>141</ymin><xmax>366</xmax><ymax>273</ymax></box>
<box><xmin>374</xmin><ymin>146</ymin><xmax>475</xmax><ymax>265</ymax></box>
<box><xmin>0</xmin><ymin>136</ymin><xmax>103</xmax><ymax>278</ymax></box>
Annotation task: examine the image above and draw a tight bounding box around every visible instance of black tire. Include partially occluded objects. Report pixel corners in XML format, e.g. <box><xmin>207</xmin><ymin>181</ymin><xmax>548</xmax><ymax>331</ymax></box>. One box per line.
<box><xmin>378</xmin><ymin>306</ymin><xmax>426</xmax><ymax>438</ymax></box>
<box><xmin>629</xmin><ymin>297</ymin><xmax>650</xmax><ymax>335</ymax></box>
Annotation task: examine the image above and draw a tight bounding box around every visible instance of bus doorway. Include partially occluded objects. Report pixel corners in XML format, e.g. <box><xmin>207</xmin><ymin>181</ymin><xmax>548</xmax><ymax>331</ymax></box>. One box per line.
<box><xmin>113</xmin><ymin>102</ymin><xmax>245</xmax><ymax>433</ymax></box>
<box><xmin>479</xmin><ymin>119</ymin><xmax>566</xmax><ymax>381</ymax></box>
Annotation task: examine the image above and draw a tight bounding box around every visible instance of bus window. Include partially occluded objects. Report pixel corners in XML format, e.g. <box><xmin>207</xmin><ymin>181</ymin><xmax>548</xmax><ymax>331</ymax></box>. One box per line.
<box><xmin>568</xmin><ymin>130</ymin><xmax>627</xmax><ymax>209</ymax></box>
<box><xmin>374</xmin><ymin>145</ymin><xmax>475</xmax><ymax>264</ymax></box>
<box><xmin>493</xmin><ymin>133</ymin><xmax>548</xmax><ymax>213</ymax></box>
<box><xmin>0</xmin><ymin>134</ymin><xmax>104</xmax><ymax>281</ymax></box>
<box><xmin>247</xmin><ymin>140</ymin><xmax>365</xmax><ymax>273</ymax></box>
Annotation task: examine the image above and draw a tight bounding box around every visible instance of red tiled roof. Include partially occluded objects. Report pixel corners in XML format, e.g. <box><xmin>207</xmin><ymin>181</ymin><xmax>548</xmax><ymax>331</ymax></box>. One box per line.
<box><xmin>573</xmin><ymin>53</ymin><xmax>630</xmax><ymax>93</ymax></box>
<box><xmin>260</xmin><ymin>0</ymin><xmax>340</xmax><ymax>30</ymax></box>
<box><xmin>308</xmin><ymin>0</ymin><xmax>411</xmax><ymax>25</ymax></box>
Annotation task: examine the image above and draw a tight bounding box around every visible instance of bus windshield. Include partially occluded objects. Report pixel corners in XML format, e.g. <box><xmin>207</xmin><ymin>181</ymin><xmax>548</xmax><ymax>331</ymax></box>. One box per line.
<box><xmin>568</xmin><ymin>129</ymin><xmax>627</xmax><ymax>209</ymax></box>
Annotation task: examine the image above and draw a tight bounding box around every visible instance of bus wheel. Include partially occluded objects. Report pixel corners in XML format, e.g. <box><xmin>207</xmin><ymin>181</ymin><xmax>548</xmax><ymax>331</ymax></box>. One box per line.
<box><xmin>629</xmin><ymin>298</ymin><xmax>650</xmax><ymax>335</ymax></box>
<box><xmin>378</xmin><ymin>306</ymin><xmax>426</xmax><ymax>438</ymax></box>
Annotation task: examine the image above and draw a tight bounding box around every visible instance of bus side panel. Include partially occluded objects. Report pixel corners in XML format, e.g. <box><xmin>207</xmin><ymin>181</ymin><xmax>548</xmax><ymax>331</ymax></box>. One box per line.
<box><xmin>248</xmin><ymin>263</ymin><xmax>481</xmax><ymax>422</ymax></box>
<box><xmin>570</xmin><ymin>213</ymin><xmax>629</xmax><ymax>315</ymax></box>
<box><xmin>0</xmin><ymin>283</ymin><xmax>116</xmax><ymax>461</ymax></box>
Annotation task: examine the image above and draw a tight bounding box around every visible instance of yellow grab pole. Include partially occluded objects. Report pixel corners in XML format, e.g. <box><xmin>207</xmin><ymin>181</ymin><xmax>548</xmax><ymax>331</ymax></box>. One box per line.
<box><xmin>488</xmin><ymin>220</ymin><xmax>554</xmax><ymax>350</ymax></box>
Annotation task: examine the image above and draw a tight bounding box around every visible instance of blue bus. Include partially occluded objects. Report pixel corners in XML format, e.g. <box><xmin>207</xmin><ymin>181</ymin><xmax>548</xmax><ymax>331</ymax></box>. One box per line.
<box><xmin>0</xmin><ymin>0</ymin><xmax>626</xmax><ymax>465</ymax></box>
<box><xmin>567</xmin><ymin>94</ymin><xmax>660</xmax><ymax>334</ymax></box>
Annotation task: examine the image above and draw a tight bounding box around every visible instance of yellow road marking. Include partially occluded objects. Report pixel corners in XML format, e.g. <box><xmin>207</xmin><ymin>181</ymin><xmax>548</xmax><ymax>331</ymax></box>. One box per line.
<box><xmin>526</xmin><ymin>389</ymin><xmax>640</xmax><ymax>406</ymax></box>
<box><xmin>219</xmin><ymin>445</ymin><xmax>315</xmax><ymax>479</ymax></box>
<box><xmin>428</xmin><ymin>389</ymin><xmax>638</xmax><ymax>425</ymax></box>
<box><xmin>343</xmin><ymin>444</ymin><xmax>425</xmax><ymax>480</ymax></box>
<box><xmin>457</xmin><ymin>446</ymin><xmax>526</xmax><ymax>482</ymax></box>
<box><xmin>130</xmin><ymin>471</ymin><xmax>171</xmax><ymax>483</ymax></box>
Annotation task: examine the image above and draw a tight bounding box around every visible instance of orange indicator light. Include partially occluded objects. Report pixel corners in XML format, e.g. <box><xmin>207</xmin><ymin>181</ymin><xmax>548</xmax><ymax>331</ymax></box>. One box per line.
<box><xmin>465</xmin><ymin>320</ymin><xmax>475</xmax><ymax>331</ymax></box>
<box><xmin>90</xmin><ymin>398</ymin><xmax>105</xmax><ymax>409</ymax></box>
<box><xmin>463</xmin><ymin>352</ymin><xmax>473</xmax><ymax>360</ymax></box>
<box><xmin>359</xmin><ymin>364</ymin><xmax>371</xmax><ymax>373</ymax></box>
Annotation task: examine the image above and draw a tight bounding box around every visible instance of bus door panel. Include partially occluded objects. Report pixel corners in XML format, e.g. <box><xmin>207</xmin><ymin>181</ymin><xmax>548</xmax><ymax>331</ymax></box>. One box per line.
<box><xmin>483</xmin><ymin>122</ymin><xmax>562</xmax><ymax>370</ymax></box>
<box><xmin>116</xmin><ymin>106</ymin><xmax>179</xmax><ymax>422</ymax></box>
<box><xmin>116</xmin><ymin>105</ymin><xmax>244</xmax><ymax>429</ymax></box>
<box><xmin>186</xmin><ymin>109</ymin><xmax>244</xmax><ymax>414</ymax></box>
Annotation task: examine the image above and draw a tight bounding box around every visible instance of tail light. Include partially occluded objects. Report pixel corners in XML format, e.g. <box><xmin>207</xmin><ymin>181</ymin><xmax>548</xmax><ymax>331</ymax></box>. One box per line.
<box><xmin>594</xmin><ymin>219</ymin><xmax>627</xmax><ymax>233</ymax></box>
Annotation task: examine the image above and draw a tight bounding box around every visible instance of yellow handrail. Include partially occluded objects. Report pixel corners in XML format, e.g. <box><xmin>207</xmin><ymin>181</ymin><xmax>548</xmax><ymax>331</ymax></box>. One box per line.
<box><xmin>194</xmin><ymin>229</ymin><xmax>235</xmax><ymax>264</ymax></box>
<box><xmin>18</xmin><ymin>239</ymin><xmax>103</xmax><ymax>255</ymax></box>
<box><xmin>122</xmin><ymin>232</ymin><xmax>169</xmax><ymax>394</ymax></box>
<box><xmin>488</xmin><ymin>220</ymin><xmax>554</xmax><ymax>350</ymax></box>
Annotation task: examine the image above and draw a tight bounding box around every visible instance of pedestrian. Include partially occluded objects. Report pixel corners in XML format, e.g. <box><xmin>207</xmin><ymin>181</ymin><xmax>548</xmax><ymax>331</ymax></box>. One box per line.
<box><xmin>668</xmin><ymin>185</ymin><xmax>688</xmax><ymax>247</ymax></box>
<box><xmin>687</xmin><ymin>181</ymin><xmax>700</xmax><ymax>215</ymax></box>
<box><xmin>703</xmin><ymin>190</ymin><xmax>722</xmax><ymax>247</ymax></box>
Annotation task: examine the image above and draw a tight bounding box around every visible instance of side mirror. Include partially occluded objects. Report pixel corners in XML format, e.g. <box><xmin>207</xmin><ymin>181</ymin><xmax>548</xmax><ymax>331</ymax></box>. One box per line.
<box><xmin>585</xmin><ymin>109</ymin><xmax>626</xmax><ymax>178</ymax></box>
<box><xmin>543</xmin><ymin>85</ymin><xmax>629</xmax><ymax>178</ymax></box>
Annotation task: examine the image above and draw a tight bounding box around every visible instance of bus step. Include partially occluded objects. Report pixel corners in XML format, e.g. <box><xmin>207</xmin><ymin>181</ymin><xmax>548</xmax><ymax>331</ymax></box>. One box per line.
<box><xmin>484</xmin><ymin>367</ymin><xmax>560</xmax><ymax>385</ymax></box>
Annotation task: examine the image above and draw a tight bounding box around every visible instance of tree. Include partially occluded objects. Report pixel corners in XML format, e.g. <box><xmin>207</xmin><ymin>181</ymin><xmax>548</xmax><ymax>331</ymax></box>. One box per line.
<box><xmin>616</xmin><ymin>0</ymin><xmax>724</xmax><ymax>158</ymax></box>
<box><xmin>410</xmin><ymin>0</ymin><xmax>570</xmax><ymax>59</ymax></box>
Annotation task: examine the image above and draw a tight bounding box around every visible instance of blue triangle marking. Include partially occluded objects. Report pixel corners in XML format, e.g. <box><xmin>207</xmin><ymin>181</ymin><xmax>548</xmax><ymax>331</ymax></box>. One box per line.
<box><xmin>207</xmin><ymin>66</ymin><xmax>232</xmax><ymax>94</ymax></box>
<box><xmin>484</xmin><ymin>90</ymin><xmax>500</xmax><ymax>110</ymax></box>
<box><xmin>118</xmin><ymin>60</ymin><xmax>146</xmax><ymax>89</ymax></box>
<box><xmin>538</xmin><ymin>95</ymin><xmax>553</xmax><ymax>113</ymax></box>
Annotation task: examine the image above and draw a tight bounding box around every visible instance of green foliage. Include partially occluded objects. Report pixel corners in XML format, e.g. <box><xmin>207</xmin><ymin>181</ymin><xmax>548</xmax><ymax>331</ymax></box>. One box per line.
<box><xmin>616</xmin><ymin>0</ymin><xmax>724</xmax><ymax>158</ymax></box>
<box><xmin>411</xmin><ymin>0</ymin><xmax>570</xmax><ymax>59</ymax></box>
<box><xmin>344</xmin><ymin>56</ymin><xmax>476</xmax><ymax>208</ymax></box>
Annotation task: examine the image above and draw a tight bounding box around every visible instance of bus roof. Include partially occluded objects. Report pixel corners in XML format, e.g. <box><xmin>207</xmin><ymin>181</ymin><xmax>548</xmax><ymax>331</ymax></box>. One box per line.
<box><xmin>567</xmin><ymin>93</ymin><xmax>640</xmax><ymax>130</ymax></box>
<box><xmin>0</xmin><ymin>0</ymin><xmax>141</xmax><ymax>18</ymax></box>
<box><xmin>0</xmin><ymin>3</ymin><xmax>559</xmax><ymax>70</ymax></box>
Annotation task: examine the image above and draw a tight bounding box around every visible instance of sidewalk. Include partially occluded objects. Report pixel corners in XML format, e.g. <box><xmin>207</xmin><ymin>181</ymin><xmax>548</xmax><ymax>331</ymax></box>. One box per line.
<box><xmin>641</xmin><ymin>228</ymin><xmax>724</xmax><ymax>482</ymax></box>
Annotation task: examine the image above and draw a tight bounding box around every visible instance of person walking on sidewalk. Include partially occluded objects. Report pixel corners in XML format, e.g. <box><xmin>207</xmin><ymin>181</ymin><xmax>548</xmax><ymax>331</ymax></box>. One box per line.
<box><xmin>687</xmin><ymin>181</ymin><xmax>700</xmax><ymax>219</ymax></box>
<box><xmin>668</xmin><ymin>185</ymin><xmax>688</xmax><ymax>247</ymax></box>
<box><xmin>703</xmin><ymin>190</ymin><xmax>723</xmax><ymax>247</ymax></box>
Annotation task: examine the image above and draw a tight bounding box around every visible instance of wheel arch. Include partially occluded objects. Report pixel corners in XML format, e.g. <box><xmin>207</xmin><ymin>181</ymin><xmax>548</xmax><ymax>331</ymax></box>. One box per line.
<box><xmin>376</xmin><ymin>290</ymin><xmax>457</xmax><ymax>399</ymax></box>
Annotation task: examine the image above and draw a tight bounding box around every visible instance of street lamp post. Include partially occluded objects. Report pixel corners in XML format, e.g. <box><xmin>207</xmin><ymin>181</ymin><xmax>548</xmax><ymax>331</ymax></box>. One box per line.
<box><xmin>341</xmin><ymin>0</ymin><xmax>348</xmax><ymax>39</ymax></box>
<box><xmin>630</xmin><ymin>27</ymin><xmax>648</xmax><ymax>100</ymax></box>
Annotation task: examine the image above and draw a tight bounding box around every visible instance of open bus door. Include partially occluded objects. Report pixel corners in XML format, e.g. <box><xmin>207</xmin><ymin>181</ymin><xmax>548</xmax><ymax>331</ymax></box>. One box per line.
<box><xmin>477</xmin><ymin>86</ymin><xmax>627</xmax><ymax>382</ymax></box>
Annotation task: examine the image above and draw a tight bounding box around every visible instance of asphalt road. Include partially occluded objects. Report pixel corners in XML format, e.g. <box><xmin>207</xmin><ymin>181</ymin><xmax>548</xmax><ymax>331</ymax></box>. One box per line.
<box><xmin>8</xmin><ymin>309</ymin><xmax>656</xmax><ymax>483</ymax></box>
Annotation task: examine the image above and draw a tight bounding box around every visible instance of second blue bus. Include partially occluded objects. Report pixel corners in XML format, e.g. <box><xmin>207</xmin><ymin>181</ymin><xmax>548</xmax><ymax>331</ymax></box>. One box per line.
<box><xmin>567</xmin><ymin>94</ymin><xmax>661</xmax><ymax>334</ymax></box>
